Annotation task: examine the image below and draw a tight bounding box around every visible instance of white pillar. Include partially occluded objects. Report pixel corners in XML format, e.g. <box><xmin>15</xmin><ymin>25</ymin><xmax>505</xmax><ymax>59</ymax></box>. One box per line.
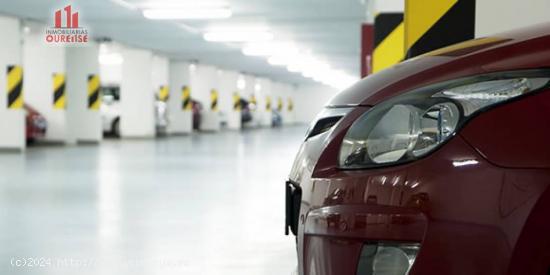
<box><xmin>168</xmin><ymin>61</ymin><xmax>192</xmax><ymax>134</ymax></box>
<box><xmin>66</xmin><ymin>43</ymin><xmax>101</xmax><ymax>143</ymax></box>
<box><xmin>0</xmin><ymin>15</ymin><xmax>25</xmax><ymax>150</ymax></box>
<box><xmin>193</xmin><ymin>64</ymin><xmax>220</xmax><ymax>131</ymax></box>
<box><xmin>151</xmin><ymin>55</ymin><xmax>169</xmax><ymax>135</ymax></box>
<box><xmin>120</xmin><ymin>47</ymin><xmax>155</xmax><ymax>138</ymax></box>
<box><xmin>23</xmin><ymin>22</ymin><xmax>67</xmax><ymax>143</ymax></box>
<box><xmin>220</xmin><ymin>70</ymin><xmax>240</xmax><ymax>130</ymax></box>
<box><xmin>257</xmin><ymin>78</ymin><xmax>273</xmax><ymax>127</ymax></box>
<box><xmin>283</xmin><ymin>84</ymin><xmax>296</xmax><ymax>125</ymax></box>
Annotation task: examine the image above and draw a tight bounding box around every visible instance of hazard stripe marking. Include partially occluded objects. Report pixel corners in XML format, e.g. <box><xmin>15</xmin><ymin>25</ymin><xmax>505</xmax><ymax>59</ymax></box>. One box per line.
<box><xmin>373</xmin><ymin>13</ymin><xmax>405</xmax><ymax>73</ymax></box>
<box><xmin>88</xmin><ymin>74</ymin><xmax>100</xmax><ymax>110</ymax></box>
<box><xmin>53</xmin><ymin>73</ymin><xmax>66</xmax><ymax>109</ymax></box>
<box><xmin>7</xmin><ymin>65</ymin><xmax>23</xmax><ymax>109</ymax></box>
<box><xmin>405</xmin><ymin>0</ymin><xmax>475</xmax><ymax>58</ymax></box>
<box><xmin>182</xmin><ymin>86</ymin><xmax>192</xmax><ymax>110</ymax></box>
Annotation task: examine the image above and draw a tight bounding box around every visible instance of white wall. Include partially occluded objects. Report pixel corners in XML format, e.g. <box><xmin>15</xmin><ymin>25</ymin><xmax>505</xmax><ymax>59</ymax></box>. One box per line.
<box><xmin>120</xmin><ymin>47</ymin><xmax>155</xmax><ymax>137</ymax></box>
<box><xmin>152</xmin><ymin>55</ymin><xmax>169</xmax><ymax>98</ymax></box>
<box><xmin>23</xmin><ymin>22</ymin><xmax>67</xmax><ymax>142</ymax></box>
<box><xmin>191</xmin><ymin>64</ymin><xmax>219</xmax><ymax>108</ymax></box>
<box><xmin>0</xmin><ymin>15</ymin><xmax>25</xmax><ymax>150</ymax></box>
<box><xmin>218</xmin><ymin>70</ymin><xmax>238</xmax><ymax>114</ymax></box>
<box><xmin>475</xmin><ymin>0</ymin><xmax>550</xmax><ymax>36</ymax></box>
<box><xmin>294</xmin><ymin>84</ymin><xmax>338</xmax><ymax>124</ymax></box>
<box><xmin>374</xmin><ymin>0</ymin><xmax>404</xmax><ymax>13</ymax></box>
<box><xmin>66</xmin><ymin>43</ymin><xmax>102</xmax><ymax>143</ymax></box>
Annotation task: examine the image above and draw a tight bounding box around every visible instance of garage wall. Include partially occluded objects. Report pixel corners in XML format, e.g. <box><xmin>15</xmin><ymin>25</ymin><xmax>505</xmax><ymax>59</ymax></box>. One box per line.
<box><xmin>476</xmin><ymin>0</ymin><xmax>550</xmax><ymax>37</ymax></box>
<box><xmin>151</xmin><ymin>55</ymin><xmax>169</xmax><ymax>99</ymax></box>
<box><xmin>66</xmin><ymin>43</ymin><xmax>101</xmax><ymax>143</ymax></box>
<box><xmin>120</xmin><ymin>47</ymin><xmax>155</xmax><ymax>137</ymax></box>
<box><xmin>294</xmin><ymin>84</ymin><xmax>338</xmax><ymax>124</ymax></box>
<box><xmin>191</xmin><ymin>64</ymin><xmax>219</xmax><ymax>108</ymax></box>
<box><xmin>23</xmin><ymin>22</ymin><xmax>67</xmax><ymax>143</ymax></box>
<box><xmin>0</xmin><ymin>15</ymin><xmax>25</xmax><ymax>150</ymax></box>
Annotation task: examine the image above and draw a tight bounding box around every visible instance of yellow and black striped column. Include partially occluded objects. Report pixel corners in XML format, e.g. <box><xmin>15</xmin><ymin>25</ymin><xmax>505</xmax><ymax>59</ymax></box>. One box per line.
<box><xmin>265</xmin><ymin>96</ymin><xmax>272</xmax><ymax>111</ymax></box>
<box><xmin>182</xmin><ymin>86</ymin><xmax>192</xmax><ymax>111</ymax></box>
<box><xmin>405</xmin><ymin>0</ymin><xmax>475</xmax><ymax>58</ymax></box>
<box><xmin>277</xmin><ymin>97</ymin><xmax>283</xmax><ymax>112</ymax></box>
<box><xmin>249</xmin><ymin>94</ymin><xmax>257</xmax><ymax>106</ymax></box>
<box><xmin>373</xmin><ymin>13</ymin><xmax>404</xmax><ymax>73</ymax></box>
<box><xmin>210</xmin><ymin>89</ymin><xmax>218</xmax><ymax>112</ymax></box>
<box><xmin>53</xmin><ymin>73</ymin><xmax>66</xmax><ymax>109</ymax></box>
<box><xmin>287</xmin><ymin>97</ymin><xmax>293</xmax><ymax>112</ymax></box>
<box><xmin>6</xmin><ymin>65</ymin><xmax>23</xmax><ymax>109</ymax></box>
<box><xmin>158</xmin><ymin>85</ymin><xmax>169</xmax><ymax>102</ymax></box>
<box><xmin>87</xmin><ymin>74</ymin><xmax>100</xmax><ymax>110</ymax></box>
<box><xmin>232</xmin><ymin>92</ymin><xmax>241</xmax><ymax>111</ymax></box>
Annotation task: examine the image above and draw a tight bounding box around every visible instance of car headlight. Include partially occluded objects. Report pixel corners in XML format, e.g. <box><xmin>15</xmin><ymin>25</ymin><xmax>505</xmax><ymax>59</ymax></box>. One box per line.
<box><xmin>357</xmin><ymin>243</ymin><xmax>420</xmax><ymax>275</ymax></box>
<box><xmin>339</xmin><ymin>70</ymin><xmax>550</xmax><ymax>169</ymax></box>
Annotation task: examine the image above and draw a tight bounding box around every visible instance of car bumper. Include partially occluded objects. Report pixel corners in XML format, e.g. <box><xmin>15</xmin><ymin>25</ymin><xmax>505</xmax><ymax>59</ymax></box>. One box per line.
<box><xmin>292</xmin><ymin>135</ymin><xmax>550</xmax><ymax>275</ymax></box>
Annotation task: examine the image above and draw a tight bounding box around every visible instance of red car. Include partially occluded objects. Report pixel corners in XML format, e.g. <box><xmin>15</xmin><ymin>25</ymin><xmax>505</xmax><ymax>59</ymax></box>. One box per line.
<box><xmin>286</xmin><ymin>24</ymin><xmax>550</xmax><ymax>275</ymax></box>
<box><xmin>24</xmin><ymin>104</ymin><xmax>47</xmax><ymax>142</ymax></box>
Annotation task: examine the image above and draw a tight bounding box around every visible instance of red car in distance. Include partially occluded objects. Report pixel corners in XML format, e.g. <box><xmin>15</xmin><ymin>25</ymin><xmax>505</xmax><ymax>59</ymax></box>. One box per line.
<box><xmin>24</xmin><ymin>104</ymin><xmax>47</xmax><ymax>142</ymax></box>
<box><xmin>286</xmin><ymin>24</ymin><xmax>550</xmax><ymax>275</ymax></box>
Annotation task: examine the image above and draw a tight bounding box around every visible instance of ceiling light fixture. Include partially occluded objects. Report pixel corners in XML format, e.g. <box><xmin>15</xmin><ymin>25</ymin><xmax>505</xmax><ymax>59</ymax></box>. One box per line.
<box><xmin>143</xmin><ymin>8</ymin><xmax>232</xmax><ymax>20</ymax></box>
<box><xmin>204</xmin><ymin>31</ymin><xmax>274</xmax><ymax>42</ymax></box>
<box><xmin>242</xmin><ymin>42</ymin><xmax>297</xmax><ymax>57</ymax></box>
<box><xmin>139</xmin><ymin>1</ymin><xmax>229</xmax><ymax>9</ymax></box>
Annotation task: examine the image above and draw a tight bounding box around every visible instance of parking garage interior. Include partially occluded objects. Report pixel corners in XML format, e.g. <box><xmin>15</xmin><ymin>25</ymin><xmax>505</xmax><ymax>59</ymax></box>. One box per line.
<box><xmin>1</xmin><ymin>0</ymin><xmax>550</xmax><ymax>275</ymax></box>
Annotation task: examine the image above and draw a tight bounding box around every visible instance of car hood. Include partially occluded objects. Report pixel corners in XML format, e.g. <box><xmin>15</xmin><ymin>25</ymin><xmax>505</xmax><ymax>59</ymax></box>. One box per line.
<box><xmin>328</xmin><ymin>23</ymin><xmax>550</xmax><ymax>107</ymax></box>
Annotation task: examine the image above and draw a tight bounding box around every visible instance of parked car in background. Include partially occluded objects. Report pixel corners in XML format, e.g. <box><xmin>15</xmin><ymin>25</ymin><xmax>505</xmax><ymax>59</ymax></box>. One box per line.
<box><xmin>271</xmin><ymin>110</ymin><xmax>282</xmax><ymax>127</ymax></box>
<box><xmin>155</xmin><ymin>95</ymin><xmax>169</xmax><ymax>136</ymax></box>
<box><xmin>240</xmin><ymin>98</ymin><xmax>252</xmax><ymax>124</ymax></box>
<box><xmin>192</xmin><ymin>99</ymin><xmax>202</xmax><ymax>130</ymax></box>
<box><xmin>100</xmin><ymin>86</ymin><xmax>121</xmax><ymax>137</ymax></box>
<box><xmin>24</xmin><ymin>104</ymin><xmax>46</xmax><ymax>143</ymax></box>
<box><xmin>100</xmin><ymin>86</ymin><xmax>170</xmax><ymax>137</ymax></box>
<box><xmin>286</xmin><ymin>25</ymin><xmax>550</xmax><ymax>275</ymax></box>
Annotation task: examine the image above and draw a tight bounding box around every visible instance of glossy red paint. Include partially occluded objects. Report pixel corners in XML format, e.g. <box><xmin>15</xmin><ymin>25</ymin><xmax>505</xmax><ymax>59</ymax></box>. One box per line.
<box><xmin>24</xmin><ymin>104</ymin><xmax>47</xmax><ymax>141</ymax></box>
<box><xmin>289</xmin><ymin>24</ymin><xmax>550</xmax><ymax>275</ymax></box>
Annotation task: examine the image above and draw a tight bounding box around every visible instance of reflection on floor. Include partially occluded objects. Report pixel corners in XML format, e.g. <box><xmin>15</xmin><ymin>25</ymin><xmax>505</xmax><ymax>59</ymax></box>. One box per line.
<box><xmin>0</xmin><ymin>126</ymin><xmax>305</xmax><ymax>275</ymax></box>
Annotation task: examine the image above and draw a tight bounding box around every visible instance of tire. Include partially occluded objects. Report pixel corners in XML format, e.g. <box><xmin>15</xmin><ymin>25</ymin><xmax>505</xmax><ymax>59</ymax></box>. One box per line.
<box><xmin>112</xmin><ymin>118</ymin><xmax>120</xmax><ymax>138</ymax></box>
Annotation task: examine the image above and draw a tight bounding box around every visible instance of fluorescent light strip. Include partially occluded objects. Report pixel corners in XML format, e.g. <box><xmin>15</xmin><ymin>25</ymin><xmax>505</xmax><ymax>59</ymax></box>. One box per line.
<box><xmin>143</xmin><ymin>8</ymin><xmax>232</xmax><ymax>19</ymax></box>
<box><xmin>204</xmin><ymin>31</ymin><xmax>274</xmax><ymax>42</ymax></box>
<box><xmin>139</xmin><ymin>1</ymin><xmax>229</xmax><ymax>9</ymax></box>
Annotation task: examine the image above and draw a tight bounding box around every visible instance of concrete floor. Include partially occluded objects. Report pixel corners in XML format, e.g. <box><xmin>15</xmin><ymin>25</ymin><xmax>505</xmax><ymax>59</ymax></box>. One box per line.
<box><xmin>0</xmin><ymin>126</ymin><xmax>305</xmax><ymax>275</ymax></box>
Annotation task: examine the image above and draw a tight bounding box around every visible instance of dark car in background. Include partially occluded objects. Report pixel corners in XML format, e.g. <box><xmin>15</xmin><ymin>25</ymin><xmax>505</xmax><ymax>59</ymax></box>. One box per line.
<box><xmin>286</xmin><ymin>25</ymin><xmax>550</xmax><ymax>275</ymax></box>
<box><xmin>192</xmin><ymin>99</ymin><xmax>202</xmax><ymax>130</ymax></box>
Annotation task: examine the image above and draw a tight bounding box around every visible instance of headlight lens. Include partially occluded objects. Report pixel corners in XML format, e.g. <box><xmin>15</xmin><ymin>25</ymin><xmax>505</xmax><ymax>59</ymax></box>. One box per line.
<box><xmin>356</xmin><ymin>243</ymin><xmax>420</xmax><ymax>275</ymax></box>
<box><xmin>340</xmin><ymin>71</ymin><xmax>549</xmax><ymax>168</ymax></box>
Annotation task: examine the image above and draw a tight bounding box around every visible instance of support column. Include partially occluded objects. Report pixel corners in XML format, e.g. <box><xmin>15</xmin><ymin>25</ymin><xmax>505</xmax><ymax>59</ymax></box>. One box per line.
<box><xmin>23</xmin><ymin>22</ymin><xmax>67</xmax><ymax>143</ymax></box>
<box><xmin>372</xmin><ymin>13</ymin><xmax>404</xmax><ymax>73</ymax></box>
<box><xmin>219</xmin><ymin>70</ymin><xmax>240</xmax><ymax>130</ymax></box>
<box><xmin>360</xmin><ymin>24</ymin><xmax>374</xmax><ymax>78</ymax></box>
<box><xmin>152</xmin><ymin>55</ymin><xmax>169</xmax><ymax>136</ymax></box>
<box><xmin>66</xmin><ymin>43</ymin><xmax>101</xmax><ymax>143</ymax></box>
<box><xmin>193</xmin><ymin>64</ymin><xmax>220</xmax><ymax>131</ymax></box>
<box><xmin>257</xmin><ymin>78</ymin><xmax>272</xmax><ymax>127</ymax></box>
<box><xmin>404</xmin><ymin>0</ymin><xmax>475</xmax><ymax>58</ymax></box>
<box><xmin>168</xmin><ymin>61</ymin><xmax>192</xmax><ymax>134</ymax></box>
<box><xmin>120</xmin><ymin>47</ymin><xmax>155</xmax><ymax>138</ymax></box>
<box><xmin>0</xmin><ymin>15</ymin><xmax>24</xmax><ymax>150</ymax></box>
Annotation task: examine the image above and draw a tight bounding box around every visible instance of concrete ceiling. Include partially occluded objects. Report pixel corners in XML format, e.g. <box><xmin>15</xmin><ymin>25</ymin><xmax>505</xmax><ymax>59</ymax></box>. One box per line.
<box><xmin>0</xmin><ymin>0</ymin><xmax>367</xmax><ymax>85</ymax></box>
